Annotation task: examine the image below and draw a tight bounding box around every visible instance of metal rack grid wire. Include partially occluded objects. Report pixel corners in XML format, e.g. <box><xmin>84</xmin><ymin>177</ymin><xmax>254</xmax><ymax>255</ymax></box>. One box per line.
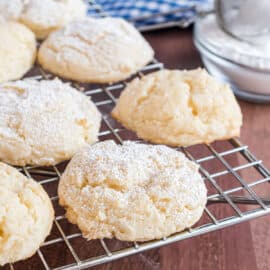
<box><xmin>3</xmin><ymin>2</ymin><xmax>270</xmax><ymax>269</ymax></box>
<box><xmin>5</xmin><ymin>59</ymin><xmax>270</xmax><ymax>270</ymax></box>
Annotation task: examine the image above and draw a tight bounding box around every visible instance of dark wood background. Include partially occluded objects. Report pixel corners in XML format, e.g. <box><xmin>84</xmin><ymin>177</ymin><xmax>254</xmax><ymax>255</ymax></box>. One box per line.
<box><xmin>91</xmin><ymin>27</ymin><xmax>270</xmax><ymax>270</ymax></box>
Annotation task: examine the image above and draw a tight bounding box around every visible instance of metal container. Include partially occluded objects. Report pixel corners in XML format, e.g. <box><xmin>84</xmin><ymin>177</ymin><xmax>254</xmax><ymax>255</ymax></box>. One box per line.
<box><xmin>215</xmin><ymin>0</ymin><xmax>270</xmax><ymax>42</ymax></box>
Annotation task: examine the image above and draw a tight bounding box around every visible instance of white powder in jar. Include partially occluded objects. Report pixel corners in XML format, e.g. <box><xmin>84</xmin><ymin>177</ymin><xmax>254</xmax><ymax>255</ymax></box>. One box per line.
<box><xmin>197</xmin><ymin>13</ymin><xmax>270</xmax><ymax>71</ymax></box>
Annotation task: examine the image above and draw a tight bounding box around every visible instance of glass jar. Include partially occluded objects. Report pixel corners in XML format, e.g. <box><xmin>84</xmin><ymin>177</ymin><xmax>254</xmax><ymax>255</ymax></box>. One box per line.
<box><xmin>194</xmin><ymin>6</ymin><xmax>270</xmax><ymax>103</ymax></box>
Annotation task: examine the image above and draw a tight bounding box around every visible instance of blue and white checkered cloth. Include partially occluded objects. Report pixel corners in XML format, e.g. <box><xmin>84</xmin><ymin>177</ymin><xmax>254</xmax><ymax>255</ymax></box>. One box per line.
<box><xmin>92</xmin><ymin>0</ymin><xmax>213</xmax><ymax>28</ymax></box>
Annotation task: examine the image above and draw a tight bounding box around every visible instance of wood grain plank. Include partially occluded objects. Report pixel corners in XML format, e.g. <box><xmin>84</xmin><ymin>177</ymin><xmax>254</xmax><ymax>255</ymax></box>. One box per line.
<box><xmin>239</xmin><ymin>101</ymin><xmax>270</xmax><ymax>270</ymax></box>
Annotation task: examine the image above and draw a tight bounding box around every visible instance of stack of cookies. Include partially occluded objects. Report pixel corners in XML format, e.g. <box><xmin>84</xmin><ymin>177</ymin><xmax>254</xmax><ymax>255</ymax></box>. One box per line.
<box><xmin>0</xmin><ymin>0</ymin><xmax>242</xmax><ymax>266</ymax></box>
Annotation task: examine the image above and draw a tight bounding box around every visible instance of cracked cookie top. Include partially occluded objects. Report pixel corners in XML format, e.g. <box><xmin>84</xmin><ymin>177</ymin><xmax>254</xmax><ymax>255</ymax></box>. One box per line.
<box><xmin>0</xmin><ymin>0</ymin><xmax>87</xmax><ymax>39</ymax></box>
<box><xmin>0</xmin><ymin>21</ymin><xmax>36</xmax><ymax>83</ymax></box>
<box><xmin>112</xmin><ymin>69</ymin><xmax>242</xmax><ymax>146</ymax></box>
<box><xmin>58</xmin><ymin>140</ymin><xmax>207</xmax><ymax>241</ymax></box>
<box><xmin>0</xmin><ymin>162</ymin><xmax>54</xmax><ymax>265</ymax></box>
<box><xmin>38</xmin><ymin>17</ymin><xmax>154</xmax><ymax>83</ymax></box>
<box><xmin>0</xmin><ymin>78</ymin><xmax>101</xmax><ymax>166</ymax></box>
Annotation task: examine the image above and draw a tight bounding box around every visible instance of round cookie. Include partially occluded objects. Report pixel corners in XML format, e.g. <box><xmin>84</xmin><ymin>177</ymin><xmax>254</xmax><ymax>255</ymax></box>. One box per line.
<box><xmin>0</xmin><ymin>0</ymin><xmax>87</xmax><ymax>39</ymax></box>
<box><xmin>58</xmin><ymin>140</ymin><xmax>207</xmax><ymax>241</ymax></box>
<box><xmin>0</xmin><ymin>21</ymin><xmax>36</xmax><ymax>83</ymax></box>
<box><xmin>0</xmin><ymin>78</ymin><xmax>101</xmax><ymax>166</ymax></box>
<box><xmin>20</xmin><ymin>0</ymin><xmax>87</xmax><ymax>39</ymax></box>
<box><xmin>112</xmin><ymin>69</ymin><xmax>243</xmax><ymax>146</ymax></box>
<box><xmin>38</xmin><ymin>18</ymin><xmax>154</xmax><ymax>83</ymax></box>
<box><xmin>0</xmin><ymin>0</ymin><xmax>24</xmax><ymax>20</ymax></box>
<box><xmin>0</xmin><ymin>162</ymin><xmax>54</xmax><ymax>265</ymax></box>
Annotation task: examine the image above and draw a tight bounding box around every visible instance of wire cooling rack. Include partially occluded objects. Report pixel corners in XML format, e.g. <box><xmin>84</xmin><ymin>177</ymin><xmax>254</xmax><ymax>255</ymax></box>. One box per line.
<box><xmin>3</xmin><ymin>2</ymin><xmax>270</xmax><ymax>269</ymax></box>
<box><xmin>4</xmin><ymin>59</ymin><xmax>270</xmax><ymax>270</ymax></box>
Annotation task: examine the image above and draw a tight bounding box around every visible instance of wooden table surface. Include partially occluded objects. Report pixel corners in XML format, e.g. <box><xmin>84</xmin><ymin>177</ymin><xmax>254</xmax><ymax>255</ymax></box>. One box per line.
<box><xmin>92</xmin><ymin>27</ymin><xmax>270</xmax><ymax>270</ymax></box>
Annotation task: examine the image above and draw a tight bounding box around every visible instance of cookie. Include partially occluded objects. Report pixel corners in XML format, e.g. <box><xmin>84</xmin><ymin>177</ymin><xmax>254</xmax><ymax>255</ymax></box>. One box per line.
<box><xmin>0</xmin><ymin>21</ymin><xmax>36</xmax><ymax>82</ymax></box>
<box><xmin>112</xmin><ymin>69</ymin><xmax>243</xmax><ymax>146</ymax></box>
<box><xmin>0</xmin><ymin>0</ymin><xmax>87</xmax><ymax>39</ymax></box>
<box><xmin>58</xmin><ymin>140</ymin><xmax>207</xmax><ymax>241</ymax></box>
<box><xmin>0</xmin><ymin>162</ymin><xmax>54</xmax><ymax>265</ymax></box>
<box><xmin>38</xmin><ymin>17</ymin><xmax>154</xmax><ymax>83</ymax></box>
<box><xmin>0</xmin><ymin>78</ymin><xmax>101</xmax><ymax>166</ymax></box>
<box><xmin>0</xmin><ymin>0</ymin><xmax>24</xmax><ymax>20</ymax></box>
